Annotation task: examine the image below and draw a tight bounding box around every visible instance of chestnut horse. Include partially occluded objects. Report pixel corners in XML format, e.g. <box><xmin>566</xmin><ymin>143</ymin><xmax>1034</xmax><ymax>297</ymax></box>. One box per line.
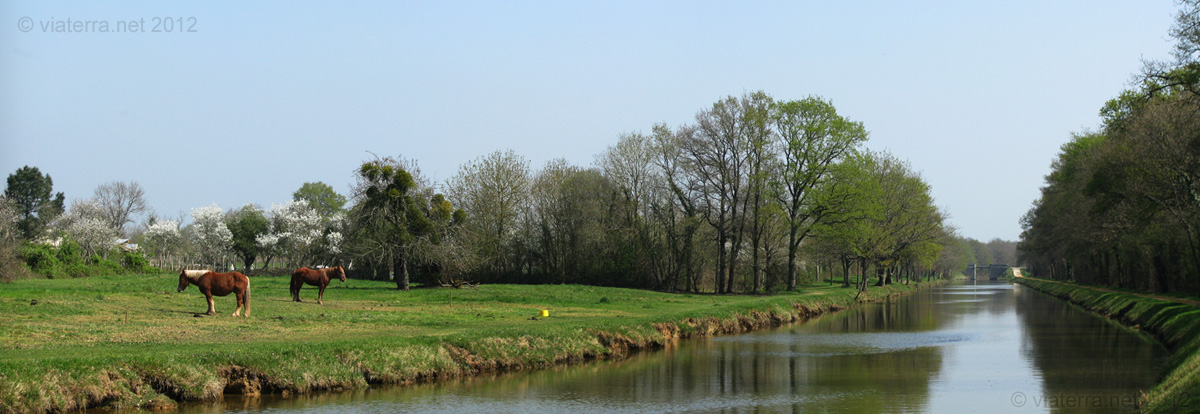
<box><xmin>291</xmin><ymin>266</ymin><xmax>346</xmax><ymax>305</ymax></box>
<box><xmin>177</xmin><ymin>270</ymin><xmax>251</xmax><ymax>317</ymax></box>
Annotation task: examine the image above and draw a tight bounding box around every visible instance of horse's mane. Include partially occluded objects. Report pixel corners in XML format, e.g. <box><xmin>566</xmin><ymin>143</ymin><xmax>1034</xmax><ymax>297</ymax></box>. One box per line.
<box><xmin>182</xmin><ymin>269</ymin><xmax>213</xmax><ymax>280</ymax></box>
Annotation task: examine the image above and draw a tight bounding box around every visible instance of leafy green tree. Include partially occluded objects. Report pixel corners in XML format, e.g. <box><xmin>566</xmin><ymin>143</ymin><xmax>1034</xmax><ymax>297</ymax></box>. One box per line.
<box><xmin>293</xmin><ymin>182</ymin><xmax>347</xmax><ymax>220</ymax></box>
<box><xmin>4</xmin><ymin>166</ymin><xmax>65</xmax><ymax>240</ymax></box>
<box><xmin>225</xmin><ymin>204</ymin><xmax>270</xmax><ymax>272</ymax></box>
<box><xmin>771</xmin><ymin>96</ymin><xmax>868</xmax><ymax>290</ymax></box>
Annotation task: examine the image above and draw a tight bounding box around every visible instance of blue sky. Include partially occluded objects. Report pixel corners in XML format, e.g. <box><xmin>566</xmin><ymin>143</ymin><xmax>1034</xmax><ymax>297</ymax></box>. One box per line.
<box><xmin>0</xmin><ymin>1</ymin><xmax>1180</xmax><ymax>241</ymax></box>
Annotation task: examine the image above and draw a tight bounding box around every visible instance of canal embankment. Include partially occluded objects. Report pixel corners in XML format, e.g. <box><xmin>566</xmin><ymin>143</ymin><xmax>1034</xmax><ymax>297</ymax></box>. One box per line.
<box><xmin>1014</xmin><ymin>276</ymin><xmax>1200</xmax><ymax>412</ymax></box>
<box><xmin>0</xmin><ymin>274</ymin><xmax>948</xmax><ymax>414</ymax></box>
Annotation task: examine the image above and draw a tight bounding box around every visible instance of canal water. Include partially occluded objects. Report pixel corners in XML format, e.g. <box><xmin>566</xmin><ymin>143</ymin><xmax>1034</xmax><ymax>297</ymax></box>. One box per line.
<box><xmin>177</xmin><ymin>281</ymin><xmax>1169</xmax><ymax>413</ymax></box>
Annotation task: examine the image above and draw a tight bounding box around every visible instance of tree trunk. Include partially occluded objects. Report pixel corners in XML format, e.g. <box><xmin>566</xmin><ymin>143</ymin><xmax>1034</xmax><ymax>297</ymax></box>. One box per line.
<box><xmin>395</xmin><ymin>254</ymin><xmax>410</xmax><ymax>291</ymax></box>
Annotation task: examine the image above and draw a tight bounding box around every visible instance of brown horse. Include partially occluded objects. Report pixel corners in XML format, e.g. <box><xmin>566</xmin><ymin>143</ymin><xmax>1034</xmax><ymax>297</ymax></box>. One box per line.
<box><xmin>291</xmin><ymin>266</ymin><xmax>346</xmax><ymax>305</ymax></box>
<box><xmin>177</xmin><ymin>270</ymin><xmax>251</xmax><ymax>317</ymax></box>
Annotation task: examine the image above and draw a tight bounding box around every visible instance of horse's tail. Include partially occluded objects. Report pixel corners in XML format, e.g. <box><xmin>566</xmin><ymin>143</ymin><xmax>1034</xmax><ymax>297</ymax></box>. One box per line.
<box><xmin>244</xmin><ymin>277</ymin><xmax>251</xmax><ymax>317</ymax></box>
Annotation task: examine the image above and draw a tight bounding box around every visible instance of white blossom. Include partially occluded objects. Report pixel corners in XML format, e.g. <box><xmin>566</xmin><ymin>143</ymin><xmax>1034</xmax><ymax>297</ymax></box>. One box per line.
<box><xmin>261</xmin><ymin>200</ymin><xmax>325</xmax><ymax>263</ymax></box>
<box><xmin>145</xmin><ymin>220</ymin><xmax>182</xmax><ymax>258</ymax></box>
<box><xmin>325</xmin><ymin>231</ymin><xmax>344</xmax><ymax>254</ymax></box>
<box><xmin>188</xmin><ymin>204</ymin><xmax>232</xmax><ymax>265</ymax></box>
<box><xmin>56</xmin><ymin>200</ymin><xmax>119</xmax><ymax>257</ymax></box>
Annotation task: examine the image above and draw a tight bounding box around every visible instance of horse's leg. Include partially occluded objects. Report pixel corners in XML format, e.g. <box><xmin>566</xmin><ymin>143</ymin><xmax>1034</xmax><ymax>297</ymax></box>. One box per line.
<box><xmin>205</xmin><ymin>291</ymin><xmax>216</xmax><ymax>315</ymax></box>
<box><xmin>291</xmin><ymin>276</ymin><xmax>302</xmax><ymax>302</ymax></box>
<box><xmin>317</xmin><ymin>282</ymin><xmax>326</xmax><ymax>305</ymax></box>
<box><xmin>232</xmin><ymin>290</ymin><xmax>243</xmax><ymax>317</ymax></box>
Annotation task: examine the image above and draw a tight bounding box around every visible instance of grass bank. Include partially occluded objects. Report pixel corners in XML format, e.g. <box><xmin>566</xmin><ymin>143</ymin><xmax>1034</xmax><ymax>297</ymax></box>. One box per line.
<box><xmin>1014</xmin><ymin>277</ymin><xmax>1200</xmax><ymax>413</ymax></box>
<box><xmin>0</xmin><ymin>274</ymin><xmax>944</xmax><ymax>413</ymax></box>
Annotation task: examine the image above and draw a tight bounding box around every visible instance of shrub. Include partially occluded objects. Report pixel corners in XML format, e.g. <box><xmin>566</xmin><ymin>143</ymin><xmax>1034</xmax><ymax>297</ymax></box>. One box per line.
<box><xmin>56</xmin><ymin>239</ymin><xmax>83</xmax><ymax>266</ymax></box>
<box><xmin>120</xmin><ymin>251</ymin><xmax>153</xmax><ymax>273</ymax></box>
<box><xmin>22</xmin><ymin>243</ymin><xmax>59</xmax><ymax>275</ymax></box>
<box><xmin>89</xmin><ymin>255</ymin><xmax>122</xmax><ymax>276</ymax></box>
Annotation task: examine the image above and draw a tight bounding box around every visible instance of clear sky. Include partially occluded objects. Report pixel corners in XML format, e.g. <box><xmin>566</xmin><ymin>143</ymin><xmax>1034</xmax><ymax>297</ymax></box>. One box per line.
<box><xmin>0</xmin><ymin>1</ymin><xmax>1180</xmax><ymax>241</ymax></box>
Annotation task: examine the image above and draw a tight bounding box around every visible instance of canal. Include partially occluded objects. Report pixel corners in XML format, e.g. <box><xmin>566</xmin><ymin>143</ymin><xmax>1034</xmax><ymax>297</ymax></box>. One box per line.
<box><xmin>176</xmin><ymin>281</ymin><xmax>1169</xmax><ymax>413</ymax></box>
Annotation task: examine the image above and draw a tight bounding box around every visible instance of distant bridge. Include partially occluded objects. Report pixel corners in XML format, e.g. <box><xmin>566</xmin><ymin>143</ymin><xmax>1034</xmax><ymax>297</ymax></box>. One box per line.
<box><xmin>965</xmin><ymin>264</ymin><xmax>1009</xmax><ymax>281</ymax></box>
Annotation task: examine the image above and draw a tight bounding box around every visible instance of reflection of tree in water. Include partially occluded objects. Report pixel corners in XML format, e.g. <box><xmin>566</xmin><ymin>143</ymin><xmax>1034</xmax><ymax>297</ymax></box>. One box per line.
<box><xmin>1013</xmin><ymin>287</ymin><xmax>1168</xmax><ymax>413</ymax></box>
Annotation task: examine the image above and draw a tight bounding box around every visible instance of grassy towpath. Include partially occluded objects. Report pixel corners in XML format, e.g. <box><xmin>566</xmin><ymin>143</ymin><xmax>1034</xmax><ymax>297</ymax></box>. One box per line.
<box><xmin>1014</xmin><ymin>275</ymin><xmax>1200</xmax><ymax>412</ymax></box>
<box><xmin>0</xmin><ymin>273</ymin><xmax>941</xmax><ymax>413</ymax></box>
<box><xmin>1013</xmin><ymin>269</ymin><xmax>1200</xmax><ymax>307</ymax></box>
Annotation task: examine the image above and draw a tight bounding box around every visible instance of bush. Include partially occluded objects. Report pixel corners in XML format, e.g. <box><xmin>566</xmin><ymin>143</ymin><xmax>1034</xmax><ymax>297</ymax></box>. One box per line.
<box><xmin>22</xmin><ymin>243</ymin><xmax>59</xmax><ymax>275</ymax></box>
<box><xmin>89</xmin><ymin>254</ymin><xmax>122</xmax><ymax>276</ymax></box>
<box><xmin>120</xmin><ymin>250</ymin><xmax>154</xmax><ymax>273</ymax></box>
<box><xmin>18</xmin><ymin>242</ymin><xmax>152</xmax><ymax>278</ymax></box>
<box><xmin>56</xmin><ymin>239</ymin><xmax>83</xmax><ymax>266</ymax></box>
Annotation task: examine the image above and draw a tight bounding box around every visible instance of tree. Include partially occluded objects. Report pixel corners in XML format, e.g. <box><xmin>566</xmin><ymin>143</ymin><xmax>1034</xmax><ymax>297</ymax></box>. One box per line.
<box><xmin>92</xmin><ymin>181</ymin><xmax>147</xmax><ymax>236</ymax></box>
<box><xmin>225</xmin><ymin>204</ymin><xmax>269</xmax><ymax>272</ymax></box>
<box><xmin>649</xmin><ymin>123</ymin><xmax>705</xmax><ymax>292</ymax></box>
<box><xmin>687</xmin><ymin>94</ymin><xmax>755</xmax><ymax>293</ymax></box>
<box><xmin>771</xmin><ymin>96</ymin><xmax>868</xmax><ymax>290</ymax></box>
<box><xmin>447</xmin><ymin>149</ymin><xmax>531</xmax><ymax>277</ymax></box>
<box><xmin>741</xmin><ymin>91</ymin><xmax>774</xmax><ymax>294</ymax></box>
<box><xmin>55</xmin><ymin>200</ymin><xmax>118</xmax><ymax>258</ymax></box>
<box><xmin>186</xmin><ymin>204</ymin><xmax>232</xmax><ymax>268</ymax></box>
<box><xmin>261</xmin><ymin>200</ymin><xmax>325</xmax><ymax>268</ymax></box>
<box><xmin>351</xmin><ymin>156</ymin><xmax>430</xmax><ymax>290</ymax></box>
<box><xmin>864</xmin><ymin>152</ymin><xmax>945</xmax><ymax>286</ymax></box>
<box><xmin>4</xmin><ymin>166</ymin><xmax>64</xmax><ymax>240</ymax></box>
<box><xmin>293</xmin><ymin>182</ymin><xmax>347</xmax><ymax>220</ymax></box>
<box><xmin>144</xmin><ymin>219</ymin><xmax>182</xmax><ymax>267</ymax></box>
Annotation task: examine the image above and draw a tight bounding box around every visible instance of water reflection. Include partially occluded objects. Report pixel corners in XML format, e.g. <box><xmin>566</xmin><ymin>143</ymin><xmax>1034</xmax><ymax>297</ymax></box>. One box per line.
<box><xmin>166</xmin><ymin>282</ymin><xmax>1167</xmax><ymax>414</ymax></box>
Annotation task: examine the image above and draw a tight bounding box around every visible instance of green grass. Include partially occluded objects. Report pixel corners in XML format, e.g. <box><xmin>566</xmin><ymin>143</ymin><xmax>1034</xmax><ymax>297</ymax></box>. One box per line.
<box><xmin>1014</xmin><ymin>277</ymin><xmax>1200</xmax><ymax>413</ymax></box>
<box><xmin>0</xmin><ymin>273</ymin><xmax>942</xmax><ymax>413</ymax></box>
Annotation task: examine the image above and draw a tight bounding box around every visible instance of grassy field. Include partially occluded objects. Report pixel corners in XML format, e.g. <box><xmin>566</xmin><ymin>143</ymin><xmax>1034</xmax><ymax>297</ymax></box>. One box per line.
<box><xmin>0</xmin><ymin>273</ymin><xmax>940</xmax><ymax>413</ymax></box>
<box><xmin>1014</xmin><ymin>277</ymin><xmax>1200</xmax><ymax>413</ymax></box>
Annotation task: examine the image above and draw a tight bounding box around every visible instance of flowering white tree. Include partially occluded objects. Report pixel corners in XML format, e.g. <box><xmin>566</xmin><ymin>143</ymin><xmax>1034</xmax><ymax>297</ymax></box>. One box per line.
<box><xmin>55</xmin><ymin>200</ymin><xmax>118</xmax><ymax>258</ymax></box>
<box><xmin>261</xmin><ymin>200</ymin><xmax>324</xmax><ymax>266</ymax></box>
<box><xmin>144</xmin><ymin>219</ymin><xmax>182</xmax><ymax>265</ymax></box>
<box><xmin>187</xmin><ymin>204</ymin><xmax>232</xmax><ymax>267</ymax></box>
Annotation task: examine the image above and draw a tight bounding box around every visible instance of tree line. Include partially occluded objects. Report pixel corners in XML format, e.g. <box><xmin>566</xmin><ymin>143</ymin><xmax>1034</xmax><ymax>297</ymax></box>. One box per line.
<box><xmin>1019</xmin><ymin>1</ymin><xmax>1200</xmax><ymax>295</ymax></box>
<box><xmin>3</xmin><ymin>92</ymin><xmax>1004</xmax><ymax>291</ymax></box>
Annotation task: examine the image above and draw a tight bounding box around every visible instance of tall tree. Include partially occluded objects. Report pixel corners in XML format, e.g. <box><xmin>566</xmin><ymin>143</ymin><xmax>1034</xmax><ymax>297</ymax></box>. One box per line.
<box><xmin>187</xmin><ymin>204</ymin><xmax>233</xmax><ymax>268</ymax></box>
<box><xmin>650</xmin><ymin>123</ymin><xmax>705</xmax><ymax>292</ymax></box>
<box><xmin>351</xmin><ymin>156</ymin><xmax>430</xmax><ymax>290</ymax></box>
<box><xmin>741</xmin><ymin>91</ymin><xmax>774</xmax><ymax>294</ymax></box>
<box><xmin>447</xmin><ymin>149</ymin><xmax>531</xmax><ymax>278</ymax></box>
<box><xmin>771</xmin><ymin>96</ymin><xmax>868</xmax><ymax>291</ymax></box>
<box><xmin>4</xmin><ymin>166</ymin><xmax>64</xmax><ymax>240</ymax></box>
<box><xmin>92</xmin><ymin>181</ymin><xmax>147</xmax><ymax>236</ymax></box>
<box><xmin>688</xmin><ymin>94</ymin><xmax>752</xmax><ymax>293</ymax></box>
<box><xmin>225</xmin><ymin>204</ymin><xmax>270</xmax><ymax>272</ymax></box>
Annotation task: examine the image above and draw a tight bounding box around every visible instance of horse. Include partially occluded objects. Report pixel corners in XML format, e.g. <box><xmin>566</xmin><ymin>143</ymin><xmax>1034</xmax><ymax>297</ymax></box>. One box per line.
<box><xmin>177</xmin><ymin>269</ymin><xmax>251</xmax><ymax>317</ymax></box>
<box><xmin>290</xmin><ymin>266</ymin><xmax>346</xmax><ymax>305</ymax></box>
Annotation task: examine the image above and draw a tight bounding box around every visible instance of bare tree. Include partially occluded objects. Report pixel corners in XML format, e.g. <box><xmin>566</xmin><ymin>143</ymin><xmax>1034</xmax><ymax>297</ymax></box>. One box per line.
<box><xmin>447</xmin><ymin>149</ymin><xmax>531</xmax><ymax>277</ymax></box>
<box><xmin>93</xmin><ymin>181</ymin><xmax>147</xmax><ymax>236</ymax></box>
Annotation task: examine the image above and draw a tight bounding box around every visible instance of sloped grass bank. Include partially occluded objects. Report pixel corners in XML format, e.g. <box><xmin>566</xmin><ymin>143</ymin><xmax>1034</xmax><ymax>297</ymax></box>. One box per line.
<box><xmin>0</xmin><ymin>275</ymin><xmax>943</xmax><ymax>414</ymax></box>
<box><xmin>1014</xmin><ymin>277</ymin><xmax>1200</xmax><ymax>413</ymax></box>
